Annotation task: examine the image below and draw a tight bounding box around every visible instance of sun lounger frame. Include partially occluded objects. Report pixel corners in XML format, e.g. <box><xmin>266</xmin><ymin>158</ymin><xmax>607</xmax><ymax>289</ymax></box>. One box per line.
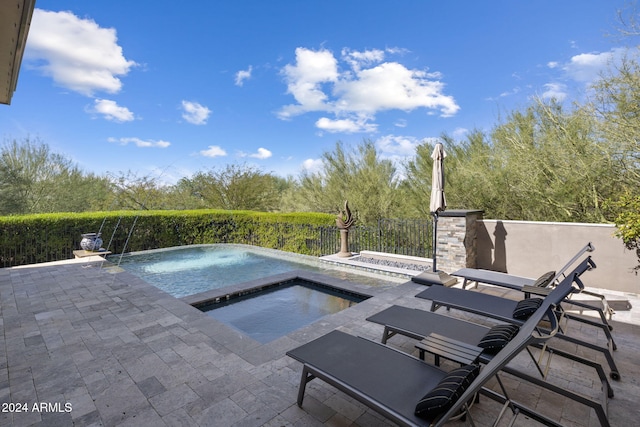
<box><xmin>367</xmin><ymin>304</ymin><xmax>611</xmax><ymax>426</ymax></box>
<box><xmin>451</xmin><ymin>242</ymin><xmax>615</xmax><ymax>327</ymax></box>
<box><xmin>288</xmin><ymin>297</ymin><xmax>562</xmax><ymax>427</ymax></box>
<box><xmin>416</xmin><ymin>257</ymin><xmax>621</xmax><ymax>380</ymax></box>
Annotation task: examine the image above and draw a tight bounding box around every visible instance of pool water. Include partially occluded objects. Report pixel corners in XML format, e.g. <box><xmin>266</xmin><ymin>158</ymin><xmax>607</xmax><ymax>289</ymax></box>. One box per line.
<box><xmin>198</xmin><ymin>279</ymin><xmax>365</xmax><ymax>343</ymax></box>
<box><xmin>113</xmin><ymin>245</ymin><xmax>324</xmax><ymax>298</ymax></box>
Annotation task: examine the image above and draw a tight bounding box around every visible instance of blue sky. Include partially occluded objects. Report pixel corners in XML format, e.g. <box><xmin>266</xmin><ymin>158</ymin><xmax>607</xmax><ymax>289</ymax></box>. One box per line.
<box><xmin>1</xmin><ymin>1</ymin><xmax>636</xmax><ymax>183</ymax></box>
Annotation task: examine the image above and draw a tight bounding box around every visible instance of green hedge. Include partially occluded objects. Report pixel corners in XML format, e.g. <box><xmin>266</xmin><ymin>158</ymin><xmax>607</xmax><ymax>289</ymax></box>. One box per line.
<box><xmin>0</xmin><ymin>210</ymin><xmax>337</xmax><ymax>267</ymax></box>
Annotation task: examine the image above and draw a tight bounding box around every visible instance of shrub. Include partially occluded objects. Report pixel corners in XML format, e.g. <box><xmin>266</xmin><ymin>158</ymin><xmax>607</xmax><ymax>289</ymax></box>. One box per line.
<box><xmin>0</xmin><ymin>210</ymin><xmax>336</xmax><ymax>267</ymax></box>
<box><xmin>610</xmin><ymin>194</ymin><xmax>640</xmax><ymax>270</ymax></box>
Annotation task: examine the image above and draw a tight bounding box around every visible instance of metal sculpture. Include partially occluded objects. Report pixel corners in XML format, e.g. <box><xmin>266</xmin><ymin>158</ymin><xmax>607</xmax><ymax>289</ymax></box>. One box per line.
<box><xmin>336</xmin><ymin>200</ymin><xmax>355</xmax><ymax>257</ymax></box>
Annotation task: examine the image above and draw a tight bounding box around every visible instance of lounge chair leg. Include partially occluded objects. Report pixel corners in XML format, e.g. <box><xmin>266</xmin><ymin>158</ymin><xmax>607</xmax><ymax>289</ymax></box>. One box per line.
<box><xmin>556</xmin><ymin>333</ymin><xmax>621</xmax><ymax>380</ymax></box>
<box><xmin>563</xmin><ymin>312</ymin><xmax>618</xmax><ymax>351</ymax></box>
<box><xmin>501</xmin><ymin>366</ymin><xmax>611</xmax><ymax>427</ymax></box>
<box><xmin>381</xmin><ymin>327</ymin><xmax>395</xmax><ymax>344</ymax></box>
<box><xmin>297</xmin><ymin>366</ymin><xmax>315</xmax><ymax>407</ymax></box>
<box><xmin>493</xmin><ymin>400</ymin><xmax>514</xmax><ymax>427</ymax></box>
<box><xmin>532</xmin><ymin>343</ymin><xmax>614</xmax><ymax>398</ymax></box>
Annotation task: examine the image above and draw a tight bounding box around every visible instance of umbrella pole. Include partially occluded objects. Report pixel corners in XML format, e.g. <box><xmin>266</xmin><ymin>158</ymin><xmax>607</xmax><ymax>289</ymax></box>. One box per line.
<box><xmin>432</xmin><ymin>212</ymin><xmax>438</xmax><ymax>272</ymax></box>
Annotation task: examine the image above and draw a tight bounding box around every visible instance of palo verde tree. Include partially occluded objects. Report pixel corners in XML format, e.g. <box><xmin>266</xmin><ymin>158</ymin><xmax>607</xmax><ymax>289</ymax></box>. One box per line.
<box><xmin>178</xmin><ymin>163</ymin><xmax>285</xmax><ymax>211</ymax></box>
<box><xmin>588</xmin><ymin>53</ymin><xmax>640</xmax><ymax>267</ymax></box>
<box><xmin>406</xmin><ymin>97</ymin><xmax>629</xmax><ymax>223</ymax></box>
<box><xmin>0</xmin><ymin>137</ymin><xmax>112</xmax><ymax>214</ymax></box>
<box><xmin>287</xmin><ymin>140</ymin><xmax>404</xmax><ymax>225</ymax></box>
<box><xmin>488</xmin><ymin>99</ymin><xmax>614</xmax><ymax>222</ymax></box>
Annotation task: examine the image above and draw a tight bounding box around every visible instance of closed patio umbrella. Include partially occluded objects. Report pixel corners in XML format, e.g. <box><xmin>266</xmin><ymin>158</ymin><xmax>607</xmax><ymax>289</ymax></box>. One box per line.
<box><xmin>430</xmin><ymin>142</ymin><xmax>446</xmax><ymax>272</ymax></box>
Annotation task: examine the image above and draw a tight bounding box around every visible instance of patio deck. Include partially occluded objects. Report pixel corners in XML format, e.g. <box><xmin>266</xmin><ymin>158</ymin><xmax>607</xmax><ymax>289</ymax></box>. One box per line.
<box><xmin>0</xmin><ymin>257</ymin><xmax>638</xmax><ymax>426</ymax></box>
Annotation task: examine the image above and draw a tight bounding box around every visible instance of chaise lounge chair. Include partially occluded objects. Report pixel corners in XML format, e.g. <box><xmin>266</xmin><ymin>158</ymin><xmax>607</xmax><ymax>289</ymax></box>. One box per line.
<box><xmin>366</xmin><ymin>273</ymin><xmax>611</xmax><ymax>425</ymax></box>
<box><xmin>438</xmin><ymin>242</ymin><xmax>615</xmax><ymax>329</ymax></box>
<box><xmin>287</xmin><ymin>292</ymin><xmax>562</xmax><ymax>426</ymax></box>
<box><xmin>414</xmin><ymin>256</ymin><xmax>621</xmax><ymax>380</ymax></box>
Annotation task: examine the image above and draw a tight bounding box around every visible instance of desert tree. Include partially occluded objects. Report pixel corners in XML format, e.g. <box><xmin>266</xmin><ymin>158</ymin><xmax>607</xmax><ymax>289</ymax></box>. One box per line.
<box><xmin>179</xmin><ymin>163</ymin><xmax>285</xmax><ymax>211</ymax></box>
<box><xmin>0</xmin><ymin>137</ymin><xmax>112</xmax><ymax>214</ymax></box>
<box><xmin>290</xmin><ymin>140</ymin><xmax>404</xmax><ymax>225</ymax></box>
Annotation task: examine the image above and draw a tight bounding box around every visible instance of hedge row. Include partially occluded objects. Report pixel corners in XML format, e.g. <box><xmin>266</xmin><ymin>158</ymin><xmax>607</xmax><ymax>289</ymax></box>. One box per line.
<box><xmin>0</xmin><ymin>210</ymin><xmax>338</xmax><ymax>267</ymax></box>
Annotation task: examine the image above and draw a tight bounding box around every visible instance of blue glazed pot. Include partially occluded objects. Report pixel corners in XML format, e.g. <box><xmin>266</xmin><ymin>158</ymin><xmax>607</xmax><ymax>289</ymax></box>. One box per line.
<box><xmin>80</xmin><ymin>233</ymin><xmax>103</xmax><ymax>251</ymax></box>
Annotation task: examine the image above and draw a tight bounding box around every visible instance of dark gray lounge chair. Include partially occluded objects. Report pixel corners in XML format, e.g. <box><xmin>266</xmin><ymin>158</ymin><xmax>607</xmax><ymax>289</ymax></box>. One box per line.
<box><xmin>287</xmin><ymin>296</ymin><xmax>562</xmax><ymax>427</ymax></box>
<box><xmin>414</xmin><ymin>243</ymin><xmax>612</xmax><ymax>326</ymax></box>
<box><xmin>368</xmin><ymin>268</ymin><xmax>612</xmax><ymax>411</ymax></box>
<box><xmin>446</xmin><ymin>242</ymin><xmax>615</xmax><ymax>329</ymax></box>
<box><xmin>452</xmin><ymin>242</ymin><xmax>595</xmax><ymax>291</ymax></box>
<box><xmin>366</xmin><ymin>307</ymin><xmax>611</xmax><ymax>426</ymax></box>
<box><xmin>415</xmin><ymin>256</ymin><xmax>621</xmax><ymax>380</ymax></box>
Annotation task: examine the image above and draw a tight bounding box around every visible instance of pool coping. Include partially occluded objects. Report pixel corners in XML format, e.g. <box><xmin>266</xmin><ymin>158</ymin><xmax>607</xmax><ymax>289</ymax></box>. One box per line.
<box><xmin>180</xmin><ymin>269</ymin><xmax>380</xmax><ymax>309</ymax></box>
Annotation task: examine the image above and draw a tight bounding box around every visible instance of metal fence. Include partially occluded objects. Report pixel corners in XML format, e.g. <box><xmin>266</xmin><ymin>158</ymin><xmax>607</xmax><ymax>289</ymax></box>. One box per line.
<box><xmin>302</xmin><ymin>218</ymin><xmax>433</xmax><ymax>258</ymax></box>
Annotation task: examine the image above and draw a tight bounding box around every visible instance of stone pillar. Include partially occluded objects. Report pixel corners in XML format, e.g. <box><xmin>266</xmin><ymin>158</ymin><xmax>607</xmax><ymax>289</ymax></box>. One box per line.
<box><xmin>436</xmin><ymin>210</ymin><xmax>483</xmax><ymax>273</ymax></box>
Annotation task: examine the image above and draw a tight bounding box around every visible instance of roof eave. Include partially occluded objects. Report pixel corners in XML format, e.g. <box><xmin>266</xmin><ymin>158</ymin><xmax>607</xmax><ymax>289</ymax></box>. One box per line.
<box><xmin>0</xmin><ymin>0</ymin><xmax>36</xmax><ymax>105</ymax></box>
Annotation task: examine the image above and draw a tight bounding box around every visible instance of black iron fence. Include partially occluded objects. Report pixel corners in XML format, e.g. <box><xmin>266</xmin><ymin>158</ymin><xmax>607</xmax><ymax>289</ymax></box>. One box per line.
<box><xmin>297</xmin><ymin>218</ymin><xmax>433</xmax><ymax>258</ymax></box>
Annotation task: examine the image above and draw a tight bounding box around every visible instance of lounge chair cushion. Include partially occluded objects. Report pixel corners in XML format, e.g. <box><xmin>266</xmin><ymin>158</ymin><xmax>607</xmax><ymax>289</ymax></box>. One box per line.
<box><xmin>533</xmin><ymin>271</ymin><xmax>556</xmax><ymax>288</ymax></box>
<box><xmin>513</xmin><ymin>298</ymin><xmax>544</xmax><ymax>319</ymax></box>
<box><xmin>477</xmin><ymin>324</ymin><xmax>520</xmax><ymax>354</ymax></box>
<box><xmin>415</xmin><ymin>364</ymin><xmax>480</xmax><ymax>419</ymax></box>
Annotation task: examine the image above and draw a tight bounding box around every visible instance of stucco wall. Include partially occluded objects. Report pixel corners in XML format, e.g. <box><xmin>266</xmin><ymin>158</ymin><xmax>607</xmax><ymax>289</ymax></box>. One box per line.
<box><xmin>476</xmin><ymin>220</ymin><xmax>639</xmax><ymax>294</ymax></box>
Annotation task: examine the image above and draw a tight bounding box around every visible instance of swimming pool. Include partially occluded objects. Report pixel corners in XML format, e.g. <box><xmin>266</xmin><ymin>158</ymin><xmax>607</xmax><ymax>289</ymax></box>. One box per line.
<box><xmin>112</xmin><ymin>245</ymin><xmax>330</xmax><ymax>298</ymax></box>
<box><xmin>198</xmin><ymin>278</ymin><xmax>367</xmax><ymax>343</ymax></box>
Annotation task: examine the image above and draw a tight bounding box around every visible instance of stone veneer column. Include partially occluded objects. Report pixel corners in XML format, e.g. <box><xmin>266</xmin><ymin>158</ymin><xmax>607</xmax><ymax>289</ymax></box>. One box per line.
<box><xmin>435</xmin><ymin>210</ymin><xmax>484</xmax><ymax>273</ymax></box>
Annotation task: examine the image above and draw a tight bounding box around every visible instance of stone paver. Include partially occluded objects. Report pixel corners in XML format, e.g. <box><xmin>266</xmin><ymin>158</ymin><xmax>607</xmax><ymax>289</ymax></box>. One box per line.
<box><xmin>0</xmin><ymin>257</ymin><xmax>638</xmax><ymax>426</ymax></box>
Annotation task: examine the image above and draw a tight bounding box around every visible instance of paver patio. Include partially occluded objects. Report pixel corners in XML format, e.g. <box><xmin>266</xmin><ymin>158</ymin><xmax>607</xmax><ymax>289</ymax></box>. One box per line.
<box><xmin>0</xmin><ymin>257</ymin><xmax>638</xmax><ymax>426</ymax></box>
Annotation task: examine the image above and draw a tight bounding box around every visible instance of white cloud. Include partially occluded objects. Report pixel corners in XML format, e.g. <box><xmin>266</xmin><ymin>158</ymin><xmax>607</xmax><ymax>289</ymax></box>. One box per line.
<box><xmin>301</xmin><ymin>158</ymin><xmax>324</xmax><ymax>173</ymax></box>
<box><xmin>279</xmin><ymin>47</ymin><xmax>339</xmax><ymax>119</ymax></box>
<box><xmin>335</xmin><ymin>62</ymin><xmax>459</xmax><ymax>116</ymax></box>
<box><xmin>235</xmin><ymin>66</ymin><xmax>253</xmax><ymax>86</ymax></box>
<box><xmin>385</xmin><ymin>47</ymin><xmax>410</xmax><ymax>56</ymax></box>
<box><xmin>92</xmin><ymin>99</ymin><xmax>135</xmax><ymax>122</ymax></box>
<box><xmin>341</xmin><ymin>48</ymin><xmax>385</xmax><ymax>71</ymax></box>
<box><xmin>147</xmin><ymin>165</ymin><xmax>194</xmax><ymax>186</ymax></box>
<box><xmin>539</xmin><ymin>47</ymin><xmax>632</xmax><ymax>101</ymax></box>
<box><xmin>562</xmin><ymin>47</ymin><xmax>627</xmax><ymax>83</ymax></box>
<box><xmin>238</xmin><ymin>147</ymin><xmax>272</xmax><ymax>159</ymax></box>
<box><xmin>498</xmin><ymin>87</ymin><xmax>521</xmax><ymax>98</ymax></box>
<box><xmin>249</xmin><ymin>147</ymin><xmax>272</xmax><ymax>159</ymax></box>
<box><xmin>278</xmin><ymin>47</ymin><xmax>459</xmax><ymax>132</ymax></box>
<box><xmin>541</xmin><ymin>83</ymin><xmax>567</xmax><ymax>101</ymax></box>
<box><xmin>200</xmin><ymin>145</ymin><xmax>227</xmax><ymax>158</ymax></box>
<box><xmin>181</xmin><ymin>101</ymin><xmax>211</xmax><ymax>125</ymax></box>
<box><xmin>315</xmin><ymin>117</ymin><xmax>377</xmax><ymax>133</ymax></box>
<box><xmin>374</xmin><ymin>135</ymin><xmax>438</xmax><ymax>181</ymax></box>
<box><xmin>108</xmin><ymin>137</ymin><xmax>170</xmax><ymax>148</ymax></box>
<box><xmin>452</xmin><ymin>128</ymin><xmax>469</xmax><ymax>139</ymax></box>
<box><xmin>375</xmin><ymin>135</ymin><xmax>421</xmax><ymax>157</ymax></box>
<box><xmin>26</xmin><ymin>9</ymin><xmax>136</xmax><ymax>96</ymax></box>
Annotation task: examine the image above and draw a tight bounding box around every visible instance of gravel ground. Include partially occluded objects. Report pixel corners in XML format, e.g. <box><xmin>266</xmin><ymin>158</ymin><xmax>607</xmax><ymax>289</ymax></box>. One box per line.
<box><xmin>352</xmin><ymin>256</ymin><xmax>431</xmax><ymax>272</ymax></box>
